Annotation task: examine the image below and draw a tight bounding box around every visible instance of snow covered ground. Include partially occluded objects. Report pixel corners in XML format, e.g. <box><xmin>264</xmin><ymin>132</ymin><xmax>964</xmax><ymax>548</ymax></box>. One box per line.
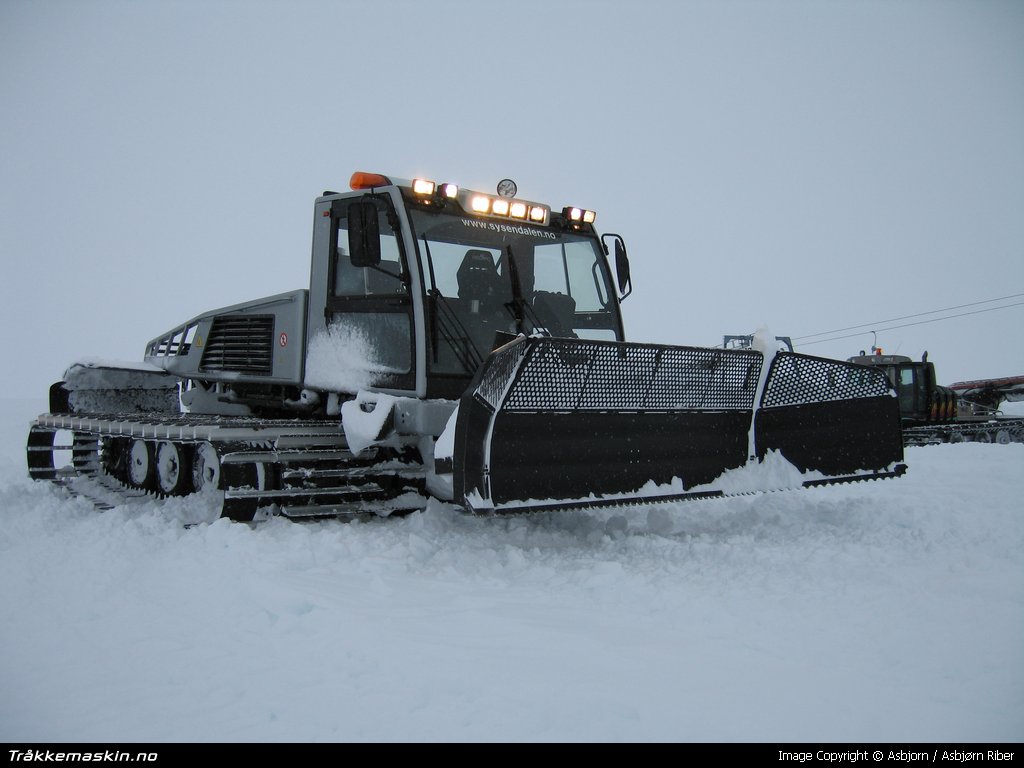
<box><xmin>1</xmin><ymin>396</ymin><xmax>1021</xmax><ymax>742</ymax></box>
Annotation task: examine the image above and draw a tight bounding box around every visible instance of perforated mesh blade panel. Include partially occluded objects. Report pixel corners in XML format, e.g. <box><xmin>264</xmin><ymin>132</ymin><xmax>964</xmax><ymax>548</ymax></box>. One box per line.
<box><xmin>762</xmin><ymin>353</ymin><xmax>893</xmax><ymax>408</ymax></box>
<box><xmin>455</xmin><ymin>338</ymin><xmax>906</xmax><ymax>510</ymax></box>
<box><xmin>475</xmin><ymin>339</ymin><xmax>529</xmax><ymax>410</ymax></box>
<box><xmin>491</xmin><ymin>339</ymin><xmax>763</xmax><ymax>411</ymax></box>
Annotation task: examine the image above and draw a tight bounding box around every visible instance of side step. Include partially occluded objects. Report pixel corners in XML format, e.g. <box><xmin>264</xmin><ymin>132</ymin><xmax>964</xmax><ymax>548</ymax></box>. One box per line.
<box><xmin>453</xmin><ymin>337</ymin><xmax>906</xmax><ymax>512</ymax></box>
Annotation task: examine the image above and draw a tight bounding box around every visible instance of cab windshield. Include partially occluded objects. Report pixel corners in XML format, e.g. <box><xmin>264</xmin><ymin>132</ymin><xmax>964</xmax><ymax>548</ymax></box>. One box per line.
<box><xmin>408</xmin><ymin>207</ymin><xmax>623</xmax><ymax>375</ymax></box>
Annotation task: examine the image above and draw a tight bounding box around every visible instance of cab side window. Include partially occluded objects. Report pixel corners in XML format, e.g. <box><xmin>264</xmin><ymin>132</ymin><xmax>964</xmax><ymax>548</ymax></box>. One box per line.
<box><xmin>325</xmin><ymin>199</ymin><xmax>413</xmax><ymax>378</ymax></box>
<box><xmin>334</xmin><ymin>206</ymin><xmax>407</xmax><ymax>297</ymax></box>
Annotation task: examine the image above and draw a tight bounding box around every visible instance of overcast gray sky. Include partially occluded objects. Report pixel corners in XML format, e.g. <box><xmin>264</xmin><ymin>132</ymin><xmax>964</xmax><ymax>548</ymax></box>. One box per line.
<box><xmin>2</xmin><ymin>0</ymin><xmax>1022</xmax><ymax>399</ymax></box>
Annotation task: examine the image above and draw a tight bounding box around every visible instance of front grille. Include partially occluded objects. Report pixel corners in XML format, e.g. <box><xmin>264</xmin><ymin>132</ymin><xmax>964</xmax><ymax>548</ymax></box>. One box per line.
<box><xmin>199</xmin><ymin>315</ymin><xmax>274</xmax><ymax>376</ymax></box>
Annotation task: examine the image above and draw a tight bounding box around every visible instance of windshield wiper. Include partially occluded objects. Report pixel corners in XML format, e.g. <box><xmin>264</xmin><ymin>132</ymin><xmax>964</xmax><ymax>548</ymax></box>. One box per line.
<box><xmin>422</xmin><ymin>234</ymin><xmax>482</xmax><ymax>374</ymax></box>
<box><xmin>503</xmin><ymin>245</ymin><xmax>547</xmax><ymax>336</ymax></box>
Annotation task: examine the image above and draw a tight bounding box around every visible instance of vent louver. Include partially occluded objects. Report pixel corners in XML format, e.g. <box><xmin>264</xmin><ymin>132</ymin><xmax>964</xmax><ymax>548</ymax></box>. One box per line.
<box><xmin>199</xmin><ymin>315</ymin><xmax>274</xmax><ymax>376</ymax></box>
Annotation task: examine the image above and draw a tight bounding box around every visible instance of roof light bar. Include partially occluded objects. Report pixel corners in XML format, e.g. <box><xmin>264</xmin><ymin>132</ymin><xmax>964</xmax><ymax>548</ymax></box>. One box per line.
<box><xmin>412</xmin><ymin>178</ymin><xmax>435</xmax><ymax>196</ymax></box>
<box><xmin>562</xmin><ymin>206</ymin><xmax>596</xmax><ymax>225</ymax></box>
<box><xmin>373</xmin><ymin>172</ymin><xmax>553</xmax><ymax>226</ymax></box>
<box><xmin>464</xmin><ymin>191</ymin><xmax>550</xmax><ymax>225</ymax></box>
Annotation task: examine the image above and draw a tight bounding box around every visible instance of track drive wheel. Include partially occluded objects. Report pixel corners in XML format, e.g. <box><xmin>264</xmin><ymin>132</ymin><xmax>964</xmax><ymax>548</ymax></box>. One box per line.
<box><xmin>156</xmin><ymin>441</ymin><xmax>190</xmax><ymax>496</ymax></box>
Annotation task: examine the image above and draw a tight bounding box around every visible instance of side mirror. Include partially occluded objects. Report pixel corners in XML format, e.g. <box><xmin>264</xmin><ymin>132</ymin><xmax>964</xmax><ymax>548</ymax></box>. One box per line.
<box><xmin>348</xmin><ymin>201</ymin><xmax>381</xmax><ymax>268</ymax></box>
<box><xmin>602</xmin><ymin>233</ymin><xmax>632</xmax><ymax>300</ymax></box>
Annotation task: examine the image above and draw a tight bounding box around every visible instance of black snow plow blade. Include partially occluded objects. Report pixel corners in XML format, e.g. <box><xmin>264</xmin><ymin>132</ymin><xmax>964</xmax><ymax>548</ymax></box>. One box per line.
<box><xmin>453</xmin><ymin>336</ymin><xmax>906</xmax><ymax>512</ymax></box>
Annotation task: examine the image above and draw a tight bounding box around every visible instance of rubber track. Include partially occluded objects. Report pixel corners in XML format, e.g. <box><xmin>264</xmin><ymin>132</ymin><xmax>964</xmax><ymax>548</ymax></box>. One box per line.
<box><xmin>28</xmin><ymin>413</ymin><xmax>427</xmax><ymax>521</ymax></box>
<box><xmin>902</xmin><ymin>419</ymin><xmax>1024</xmax><ymax>446</ymax></box>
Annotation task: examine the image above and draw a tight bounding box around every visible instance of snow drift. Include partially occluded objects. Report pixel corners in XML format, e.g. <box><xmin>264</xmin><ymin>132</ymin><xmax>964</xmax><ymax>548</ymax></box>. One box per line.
<box><xmin>0</xmin><ymin>397</ymin><xmax>1021</xmax><ymax>742</ymax></box>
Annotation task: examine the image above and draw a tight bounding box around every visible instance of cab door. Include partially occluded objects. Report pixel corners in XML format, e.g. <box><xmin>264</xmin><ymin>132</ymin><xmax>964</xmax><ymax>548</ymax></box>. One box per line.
<box><xmin>310</xmin><ymin>195</ymin><xmax>416</xmax><ymax>393</ymax></box>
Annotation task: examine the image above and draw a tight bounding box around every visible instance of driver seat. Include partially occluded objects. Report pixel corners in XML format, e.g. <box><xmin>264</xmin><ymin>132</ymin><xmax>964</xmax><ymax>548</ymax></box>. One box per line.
<box><xmin>457</xmin><ymin>249</ymin><xmax>503</xmax><ymax>302</ymax></box>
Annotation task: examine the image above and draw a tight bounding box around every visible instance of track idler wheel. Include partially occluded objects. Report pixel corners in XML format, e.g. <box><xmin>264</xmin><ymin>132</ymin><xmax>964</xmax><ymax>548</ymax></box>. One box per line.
<box><xmin>26</xmin><ymin>426</ymin><xmax>58</xmax><ymax>480</ymax></box>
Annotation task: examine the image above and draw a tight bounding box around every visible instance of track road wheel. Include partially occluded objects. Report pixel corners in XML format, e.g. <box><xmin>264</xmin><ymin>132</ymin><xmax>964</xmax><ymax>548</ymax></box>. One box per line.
<box><xmin>995</xmin><ymin>429</ymin><xmax>1012</xmax><ymax>445</ymax></box>
<box><xmin>156</xmin><ymin>441</ymin><xmax>190</xmax><ymax>496</ymax></box>
<box><xmin>947</xmin><ymin>432</ymin><xmax>965</xmax><ymax>443</ymax></box>
<box><xmin>191</xmin><ymin>442</ymin><xmax>221</xmax><ymax>493</ymax></box>
<box><xmin>974</xmin><ymin>431</ymin><xmax>993</xmax><ymax>444</ymax></box>
<box><xmin>127</xmin><ymin>439</ymin><xmax>155</xmax><ymax>489</ymax></box>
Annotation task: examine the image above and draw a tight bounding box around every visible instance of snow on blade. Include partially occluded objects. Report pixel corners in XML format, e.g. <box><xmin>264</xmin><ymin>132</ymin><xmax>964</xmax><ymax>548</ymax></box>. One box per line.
<box><xmin>745</xmin><ymin>326</ymin><xmax>780</xmax><ymax>460</ymax></box>
<box><xmin>748</xmin><ymin>326</ymin><xmax>785</xmax><ymax>356</ymax></box>
<box><xmin>489</xmin><ymin>452</ymin><xmax>826</xmax><ymax>511</ymax></box>
<box><xmin>489</xmin><ymin>476</ymin><xmax>691</xmax><ymax>512</ymax></box>
<box><xmin>692</xmin><ymin>449</ymin><xmax>827</xmax><ymax>495</ymax></box>
<box><xmin>425</xmin><ymin>406</ymin><xmax>458</xmax><ymax>501</ymax></box>
<box><xmin>434</xmin><ymin>405</ymin><xmax>458</xmax><ymax>465</ymax></box>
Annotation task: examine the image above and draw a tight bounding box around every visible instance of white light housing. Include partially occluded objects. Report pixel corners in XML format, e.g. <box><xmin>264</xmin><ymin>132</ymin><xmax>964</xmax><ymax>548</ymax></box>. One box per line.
<box><xmin>471</xmin><ymin>195</ymin><xmax>491</xmax><ymax>213</ymax></box>
<box><xmin>442</xmin><ymin>183</ymin><xmax>459</xmax><ymax>198</ymax></box>
<box><xmin>569</xmin><ymin>207</ymin><xmax>583</xmax><ymax>221</ymax></box>
<box><xmin>492</xmin><ymin>199</ymin><xmax>510</xmax><ymax>216</ymax></box>
<box><xmin>529</xmin><ymin>206</ymin><xmax>546</xmax><ymax>222</ymax></box>
<box><xmin>412</xmin><ymin>178</ymin><xmax>435</xmax><ymax>195</ymax></box>
<box><xmin>583</xmin><ymin>209</ymin><xmax>596</xmax><ymax>224</ymax></box>
<box><xmin>510</xmin><ymin>202</ymin><xmax>527</xmax><ymax>219</ymax></box>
